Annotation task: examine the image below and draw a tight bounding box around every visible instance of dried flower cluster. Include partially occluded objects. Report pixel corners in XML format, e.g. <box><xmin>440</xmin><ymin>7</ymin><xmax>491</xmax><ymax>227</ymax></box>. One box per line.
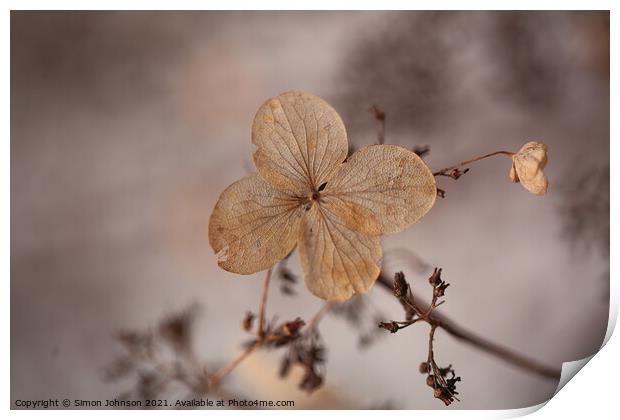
<box><xmin>279</xmin><ymin>329</ymin><xmax>327</xmax><ymax>393</ymax></box>
<box><xmin>379</xmin><ymin>270</ymin><xmax>461</xmax><ymax>405</ymax></box>
<box><xmin>104</xmin><ymin>295</ymin><xmax>330</xmax><ymax>404</ymax></box>
<box><xmin>420</xmin><ymin>351</ymin><xmax>462</xmax><ymax>406</ymax></box>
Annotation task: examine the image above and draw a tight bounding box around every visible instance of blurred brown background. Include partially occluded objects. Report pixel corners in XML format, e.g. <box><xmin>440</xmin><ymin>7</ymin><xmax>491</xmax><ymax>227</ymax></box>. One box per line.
<box><xmin>11</xmin><ymin>11</ymin><xmax>609</xmax><ymax>409</ymax></box>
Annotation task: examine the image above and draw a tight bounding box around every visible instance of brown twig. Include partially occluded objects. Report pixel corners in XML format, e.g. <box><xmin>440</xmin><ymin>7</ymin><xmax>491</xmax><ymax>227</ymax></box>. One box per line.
<box><xmin>377</xmin><ymin>273</ymin><xmax>561</xmax><ymax>380</ymax></box>
<box><xmin>427</xmin><ymin>324</ymin><xmax>437</xmax><ymax>364</ymax></box>
<box><xmin>257</xmin><ymin>267</ymin><xmax>273</xmax><ymax>339</ymax></box>
<box><xmin>433</xmin><ymin>150</ymin><xmax>515</xmax><ymax>178</ymax></box>
<box><xmin>208</xmin><ymin>267</ymin><xmax>274</xmax><ymax>389</ymax></box>
<box><xmin>380</xmin><ymin>270</ymin><xmax>462</xmax><ymax>405</ymax></box>
<box><xmin>208</xmin><ymin>341</ymin><xmax>261</xmax><ymax>388</ymax></box>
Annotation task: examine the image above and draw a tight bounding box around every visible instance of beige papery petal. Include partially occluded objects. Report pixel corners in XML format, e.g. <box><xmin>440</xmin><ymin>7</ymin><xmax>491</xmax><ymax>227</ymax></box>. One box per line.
<box><xmin>322</xmin><ymin>145</ymin><xmax>437</xmax><ymax>235</ymax></box>
<box><xmin>251</xmin><ymin>91</ymin><xmax>349</xmax><ymax>193</ymax></box>
<box><xmin>511</xmin><ymin>141</ymin><xmax>548</xmax><ymax>195</ymax></box>
<box><xmin>208</xmin><ymin>174</ymin><xmax>304</xmax><ymax>274</ymax></box>
<box><xmin>298</xmin><ymin>204</ymin><xmax>382</xmax><ymax>302</ymax></box>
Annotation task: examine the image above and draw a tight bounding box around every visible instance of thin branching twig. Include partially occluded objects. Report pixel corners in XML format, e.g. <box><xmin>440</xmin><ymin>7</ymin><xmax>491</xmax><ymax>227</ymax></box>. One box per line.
<box><xmin>433</xmin><ymin>150</ymin><xmax>514</xmax><ymax>178</ymax></box>
<box><xmin>376</xmin><ymin>272</ymin><xmax>561</xmax><ymax>381</ymax></box>
<box><xmin>379</xmin><ymin>269</ymin><xmax>462</xmax><ymax>405</ymax></box>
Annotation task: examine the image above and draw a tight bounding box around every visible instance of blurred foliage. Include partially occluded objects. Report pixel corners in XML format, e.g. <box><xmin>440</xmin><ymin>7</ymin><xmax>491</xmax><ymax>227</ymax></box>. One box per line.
<box><xmin>558</xmin><ymin>163</ymin><xmax>610</xmax><ymax>259</ymax></box>
<box><xmin>336</xmin><ymin>11</ymin><xmax>609</xmax><ymax>143</ymax></box>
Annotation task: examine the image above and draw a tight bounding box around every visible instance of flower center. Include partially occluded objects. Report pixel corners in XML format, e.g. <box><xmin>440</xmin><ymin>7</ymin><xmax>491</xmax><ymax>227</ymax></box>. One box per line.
<box><xmin>303</xmin><ymin>182</ymin><xmax>327</xmax><ymax>211</ymax></box>
<box><xmin>303</xmin><ymin>189</ymin><xmax>322</xmax><ymax>211</ymax></box>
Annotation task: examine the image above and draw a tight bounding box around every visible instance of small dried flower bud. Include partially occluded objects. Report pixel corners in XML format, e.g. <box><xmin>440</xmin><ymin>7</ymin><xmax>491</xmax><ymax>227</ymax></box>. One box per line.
<box><xmin>419</xmin><ymin>362</ymin><xmax>429</xmax><ymax>374</ymax></box>
<box><xmin>428</xmin><ymin>268</ymin><xmax>442</xmax><ymax>286</ymax></box>
<box><xmin>242</xmin><ymin>311</ymin><xmax>255</xmax><ymax>332</ymax></box>
<box><xmin>434</xmin><ymin>387</ymin><xmax>445</xmax><ymax>398</ymax></box>
<box><xmin>426</xmin><ymin>375</ymin><xmax>436</xmax><ymax>388</ymax></box>
<box><xmin>393</xmin><ymin>271</ymin><xmax>409</xmax><ymax>298</ymax></box>
<box><xmin>283</xmin><ymin>317</ymin><xmax>305</xmax><ymax>336</ymax></box>
<box><xmin>378</xmin><ymin>321</ymin><xmax>400</xmax><ymax>333</ymax></box>
<box><xmin>448</xmin><ymin>168</ymin><xmax>469</xmax><ymax>180</ymax></box>
<box><xmin>434</xmin><ymin>283</ymin><xmax>450</xmax><ymax>298</ymax></box>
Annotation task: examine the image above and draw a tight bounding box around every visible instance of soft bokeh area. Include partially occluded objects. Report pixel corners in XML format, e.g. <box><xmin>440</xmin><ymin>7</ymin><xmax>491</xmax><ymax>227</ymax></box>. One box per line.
<box><xmin>11</xmin><ymin>11</ymin><xmax>609</xmax><ymax>409</ymax></box>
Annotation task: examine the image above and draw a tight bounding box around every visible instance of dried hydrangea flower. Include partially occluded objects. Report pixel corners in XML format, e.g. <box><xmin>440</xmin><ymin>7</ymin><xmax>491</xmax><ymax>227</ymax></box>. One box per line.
<box><xmin>208</xmin><ymin>91</ymin><xmax>436</xmax><ymax>301</ymax></box>
<box><xmin>509</xmin><ymin>141</ymin><xmax>549</xmax><ymax>195</ymax></box>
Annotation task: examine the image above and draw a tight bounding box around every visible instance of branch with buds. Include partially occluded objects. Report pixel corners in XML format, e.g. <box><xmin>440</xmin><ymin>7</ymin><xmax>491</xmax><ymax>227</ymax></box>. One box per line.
<box><xmin>379</xmin><ymin>269</ymin><xmax>461</xmax><ymax>405</ymax></box>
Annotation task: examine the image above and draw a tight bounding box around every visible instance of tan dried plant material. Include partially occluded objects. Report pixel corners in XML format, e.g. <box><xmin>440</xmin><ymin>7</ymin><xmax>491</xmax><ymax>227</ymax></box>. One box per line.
<box><xmin>509</xmin><ymin>141</ymin><xmax>549</xmax><ymax>195</ymax></box>
<box><xmin>209</xmin><ymin>91</ymin><xmax>437</xmax><ymax>301</ymax></box>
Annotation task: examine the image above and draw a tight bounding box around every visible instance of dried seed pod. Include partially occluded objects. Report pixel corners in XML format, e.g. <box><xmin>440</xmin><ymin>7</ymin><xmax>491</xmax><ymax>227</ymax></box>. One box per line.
<box><xmin>393</xmin><ymin>271</ymin><xmax>409</xmax><ymax>298</ymax></box>
<box><xmin>426</xmin><ymin>375</ymin><xmax>436</xmax><ymax>388</ymax></box>
<box><xmin>419</xmin><ymin>362</ymin><xmax>430</xmax><ymax>374</ymax></box>
<box><xmin>428</xmin><ymin>268</ymin><xmax>443</xmax><ymax>286</ymax></box>
<box><xmin>510</xmin><ymin>141</ymin><xmax>549</xmax><ymax>195</ymax></box>
<box><xmin>282</xmin><ymin>318</ymin><xmax>305</xmax><ymax>336</ymax></box>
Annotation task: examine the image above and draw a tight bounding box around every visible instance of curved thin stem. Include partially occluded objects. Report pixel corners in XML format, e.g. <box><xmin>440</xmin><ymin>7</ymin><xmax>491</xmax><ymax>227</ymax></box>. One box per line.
<box><xmin>257</xmin><ymin>267</ymin><xmax>273</xmax><ymax>339</ymax></box>
<box><xmin>208</xmin><ymin>342</ymin><xmax>260</xmax><ymax>387</ymax></box>
<box><xmin>306</xmin><ymin>302</ymin><xmax>333</xmax><ymax>332</ymax></box>
<box><xmin>208</xmin><ymin>267</ymin><xmax>274</xmax><ymax>388</ymax></box>
<box><xmin>433</xmin><ymin>150</ymin><xmax>515</xmax><ymax>177</ymax></box>
<box><xmin>427</xmin><ymin>324</ymin><xmax>437</xmax><ymax>364</ymax></box>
